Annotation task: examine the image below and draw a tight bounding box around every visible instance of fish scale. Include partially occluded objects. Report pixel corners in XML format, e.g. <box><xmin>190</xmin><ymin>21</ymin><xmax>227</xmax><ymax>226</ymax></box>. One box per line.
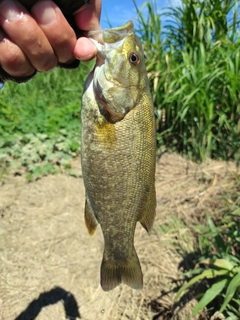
<box><xmin>81</xmin><ymin>21</ymin><xmax>156</xmax><ymax>291</ymax></box>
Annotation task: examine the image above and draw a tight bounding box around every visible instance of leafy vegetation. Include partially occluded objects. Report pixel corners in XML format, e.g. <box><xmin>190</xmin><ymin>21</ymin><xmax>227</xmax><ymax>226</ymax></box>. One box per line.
<box><xmin>0</xmin><ymin>63</ymin><xmax>93</xmax><ymax>180</ymax></box>
<box><xmin>177</xmin><ymin>210</ymin><xmax>240</xmax><ymax>318</ymax></box>
<box><xmin>0</xmin><ymin>131</ymin><xmax>80</xmax><ymax>180</ymax></box>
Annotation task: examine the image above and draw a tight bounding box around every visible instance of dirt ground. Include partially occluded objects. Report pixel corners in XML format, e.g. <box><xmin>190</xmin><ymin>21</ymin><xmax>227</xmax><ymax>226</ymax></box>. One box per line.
<box><xmin>0</xmin><ymin>153</ymin><xmax>238</xmax><ymax>320</ymax></box>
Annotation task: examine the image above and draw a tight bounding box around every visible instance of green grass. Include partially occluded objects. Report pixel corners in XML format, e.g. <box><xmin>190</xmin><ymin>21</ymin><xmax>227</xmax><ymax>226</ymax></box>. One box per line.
<box><xmin>0</xmin><ymin>63</ymin><xmax>92</xmax><ymax>135</ymax></box>
<box><xmin>135</xmin><ymin>0</ymin><xmax>240</xmax><ymax>162</ymax></box>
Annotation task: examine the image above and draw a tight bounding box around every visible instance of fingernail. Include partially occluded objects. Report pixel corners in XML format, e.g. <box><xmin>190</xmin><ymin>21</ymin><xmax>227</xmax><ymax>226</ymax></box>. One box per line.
<box><xmin>32</xmin><ymin>1</ymin><xmax>57</xmax><ymax>26</ymax></box>
<box><xmin>0</xmin><ymin>0</ymin><xmax>23</xmax><ymax>22</ymax></box>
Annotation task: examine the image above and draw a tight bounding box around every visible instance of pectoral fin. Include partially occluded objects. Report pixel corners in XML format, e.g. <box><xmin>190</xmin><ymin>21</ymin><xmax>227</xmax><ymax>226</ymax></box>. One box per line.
<box><xmin>84</xmin><ymin>199</ymin><xmax>98</xmax><ymax>235</ymax></box>
<box><xmin>139</xmin><ymin>184</ymin><xmax>156</xmax><ymax>233</ymax></box>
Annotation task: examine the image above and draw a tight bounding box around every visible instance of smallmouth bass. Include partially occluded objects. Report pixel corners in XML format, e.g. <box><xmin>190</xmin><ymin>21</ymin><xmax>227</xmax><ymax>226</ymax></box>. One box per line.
<box><xmin>81</xmin><ymin>21</ymin><xmax>156</xmax><ymax>291</ymax></box>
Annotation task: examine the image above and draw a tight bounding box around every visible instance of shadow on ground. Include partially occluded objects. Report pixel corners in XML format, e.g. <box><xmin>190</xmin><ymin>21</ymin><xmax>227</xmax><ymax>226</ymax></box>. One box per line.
<box><xmin>15</xmin><ymin>286</ymin><xmax>80</xmax><ymax>320</ymax></box>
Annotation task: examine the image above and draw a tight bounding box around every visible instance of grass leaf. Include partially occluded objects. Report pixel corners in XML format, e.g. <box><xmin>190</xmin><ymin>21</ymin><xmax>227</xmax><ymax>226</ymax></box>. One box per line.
<box><xmin>220</xmin><ymin>273</ymin><xmax>240</xmax><ymax>313</ymax></box>
<box><xmin>175</xmin><ymin>268</ymin><xmax>229</xmax><ymax>300</ymax></box>
<box><xmin>192</xmin><ymin>278</ymin><xmax>228</xmax><ymax>316</ymax></box>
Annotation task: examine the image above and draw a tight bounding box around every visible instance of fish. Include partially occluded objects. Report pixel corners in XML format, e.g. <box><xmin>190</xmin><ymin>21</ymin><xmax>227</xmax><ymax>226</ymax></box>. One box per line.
<box><xmin>81</xmin><ymin>21</ymin><xmax>156</xmax><ymax>291</ymax></box>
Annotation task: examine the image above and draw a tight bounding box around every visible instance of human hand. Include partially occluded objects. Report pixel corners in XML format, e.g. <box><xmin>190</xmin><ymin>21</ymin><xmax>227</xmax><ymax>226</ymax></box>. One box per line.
<box><xmin>0</xmin><ymin>0</ymin><xmax>101</xmax><ymax>82</ymax></box>
<box><xmin>74</xmin><ymin>0</ymin><xmax>101</xmax><ymax>61</ymax></box>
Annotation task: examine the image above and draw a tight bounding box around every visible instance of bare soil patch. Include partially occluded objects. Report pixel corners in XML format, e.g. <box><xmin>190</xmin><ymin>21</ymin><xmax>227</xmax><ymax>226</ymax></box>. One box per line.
<box><xmin>0</xmin><ymin>153</ymin><xmax>238</xmax><ymax>320</ymax></box>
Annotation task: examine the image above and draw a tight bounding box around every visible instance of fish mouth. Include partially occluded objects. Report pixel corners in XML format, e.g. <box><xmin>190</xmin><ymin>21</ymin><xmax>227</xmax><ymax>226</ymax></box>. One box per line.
<box><xmin>102</xmin><ymin>21</ymin><xmax>134</xmax><ymax>44</ymax></box>
<box><xmin>87</xmin><ymin>21</ymin><xmax>134</xmax><ymax>45</ymax></box>
<box><xmin>93</xmin><ymin>80</ymin><xmax>125</xmax><ymax>124</ymax></box>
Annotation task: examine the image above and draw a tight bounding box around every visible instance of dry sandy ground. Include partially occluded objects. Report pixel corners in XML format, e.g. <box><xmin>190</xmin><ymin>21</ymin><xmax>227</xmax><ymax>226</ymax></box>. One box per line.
<box><xmin>0</xmin><ymin>153</ymin><xmax>238</xmax><ymax>320</ymax></box>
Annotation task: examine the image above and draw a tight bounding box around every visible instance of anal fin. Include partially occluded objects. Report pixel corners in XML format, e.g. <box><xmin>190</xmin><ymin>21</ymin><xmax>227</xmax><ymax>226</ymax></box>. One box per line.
<box><xmin>84</xmin><ymin>199</ymin><xmax>98</xmax><ymax>235</ymax></box>
<box><xmin>139</xmin><ymin>183</ymin><xmax>156</xmax><ymax>232</ymax></box>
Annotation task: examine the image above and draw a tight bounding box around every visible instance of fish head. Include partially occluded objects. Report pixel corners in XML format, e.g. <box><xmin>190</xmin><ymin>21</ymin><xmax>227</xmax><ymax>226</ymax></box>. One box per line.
<box><xmin>88</xmin><ymin>21</ymin><xmax>147</xmax><ymax>123</ymax></box>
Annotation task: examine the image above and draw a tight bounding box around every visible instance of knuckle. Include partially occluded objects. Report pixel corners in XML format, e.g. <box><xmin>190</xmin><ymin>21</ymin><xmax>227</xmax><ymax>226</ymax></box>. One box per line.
<box><xmin>0</xmin><ymin>40</ymin><xmax>35</xmax><ymax>77</ymax></box>
<box><xmin>3</xmin><ymin>41</ymin><xmax>22</xmax><ymax>69</ymax></box>
<box><xmin>18</xmin><ymin>34</ymin><xmax>58</xmax><ymax>71</ymax></box>
<box><xmin>37</xmin><ymin>55</ymin><xmax>58</xmax><ymax>72</ymax></box>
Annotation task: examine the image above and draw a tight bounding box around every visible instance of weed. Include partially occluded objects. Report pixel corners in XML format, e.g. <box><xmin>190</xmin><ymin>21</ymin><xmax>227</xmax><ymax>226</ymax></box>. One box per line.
<box><xmin>176</xmin><ymin>181</ymin><xmax>240</xmax><ymax>318</ymax></box>
<box><xmin>0</xmin><ymin>63</ymin><xmax>93</xmax><ymax>180</ymax></box>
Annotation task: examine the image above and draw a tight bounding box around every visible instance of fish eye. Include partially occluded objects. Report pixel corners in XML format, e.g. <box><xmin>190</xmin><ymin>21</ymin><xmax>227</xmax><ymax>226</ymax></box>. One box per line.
<box><xmin>129</xmin><ymin>52</ymin><xmax>140</xmax><ymax>65</ymax></box>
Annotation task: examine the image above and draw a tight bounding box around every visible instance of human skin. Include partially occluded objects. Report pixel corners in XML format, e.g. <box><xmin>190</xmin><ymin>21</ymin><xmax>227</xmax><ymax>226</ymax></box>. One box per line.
<box><xmin>0</xmin><ymin>0</ymin><xmax>101</xmax><ymax>78</ymax></box>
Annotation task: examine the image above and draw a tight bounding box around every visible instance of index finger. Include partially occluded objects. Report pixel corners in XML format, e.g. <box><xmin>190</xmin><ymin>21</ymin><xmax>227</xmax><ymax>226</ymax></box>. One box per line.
<box><xmin>74</xmin><ymin>0</ymin><xmax>101</xmax><ymax>31</ymax></box>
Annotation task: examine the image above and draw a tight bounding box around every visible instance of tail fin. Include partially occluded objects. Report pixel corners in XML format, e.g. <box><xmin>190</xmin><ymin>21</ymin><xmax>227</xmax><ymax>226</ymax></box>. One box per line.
<box><xmin>100</xmin><ymin>247</ymin><xmax>143</xmax><ymax>291</ymax></box>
